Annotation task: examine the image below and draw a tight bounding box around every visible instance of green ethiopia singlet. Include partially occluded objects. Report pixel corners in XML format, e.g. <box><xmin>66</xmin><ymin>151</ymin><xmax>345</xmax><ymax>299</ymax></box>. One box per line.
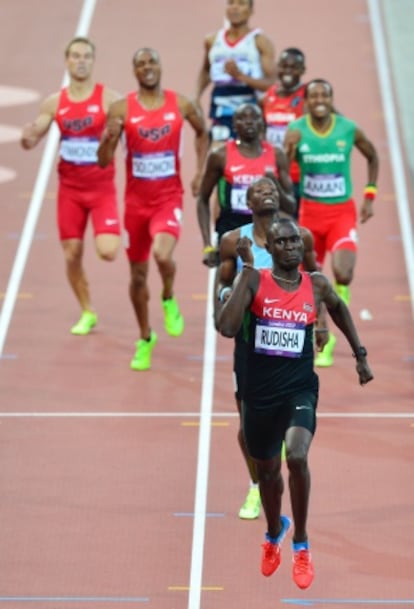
<box><xmin>289</xmin><ymin>113</ymin><xmax>356</xmax><ymax>204</ymax></box>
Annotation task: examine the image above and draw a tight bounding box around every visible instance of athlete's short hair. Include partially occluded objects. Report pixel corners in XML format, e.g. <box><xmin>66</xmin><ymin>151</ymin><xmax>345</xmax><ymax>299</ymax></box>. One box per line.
<box><xmin>132</xmin><ymin>47</ymin><xmax>160</xmax><ymax>66</ymax></box>
<box><xmin>227</xmin><ymin>0</ymin><xmax>254</xmax><ymax>8</ymax></box>
<box><xmin>234</xmin><ymin>102</ymin><xmax>262</xmax><ymax>117</ymax></box>
<box><xmin>280</xmin><ymin>47</ymin><xmax>305</xmax><ymax>65</ymax></box>
<box><xmin>65</xmin><ymin>37</ymin><xmax>95</xmax><ymax>57</ymax></box>
<box><xmin>266</xmin><ymin>217</ymin><xmax>299</xmax><ymax>242</ymax></box>
<box><xmin>305</xmin><ymin>79</ymin><xmax>333</xmax><ymax>97</ymax></box>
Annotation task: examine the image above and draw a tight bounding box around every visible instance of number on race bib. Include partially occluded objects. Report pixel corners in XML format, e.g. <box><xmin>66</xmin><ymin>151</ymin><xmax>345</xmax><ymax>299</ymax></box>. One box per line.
<box><xmin>132</xmin><ymin>151</ymin><xmax>176</xmax><ymax>179</ymax></box>
<box><xmin>230</xmin><ymin>186</ymin><xmax>251</xmax><ymax>214</ymax></box>
<box><xmin>60</xmin><ymin>138</ymin><xmax>99</xmax><ymax>165</ymax></box>
<box><xmin>303</xmin><ymin>173</ymin><xmax>346</xmax><ymax>198</ymax></box>
<box><xmin>254</xmin><ymin>320</ymin><xmax>305</xmax><ymax>358</ymax></box>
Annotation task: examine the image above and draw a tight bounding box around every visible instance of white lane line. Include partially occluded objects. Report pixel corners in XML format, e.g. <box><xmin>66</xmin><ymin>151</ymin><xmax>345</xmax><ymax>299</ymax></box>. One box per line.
<box><xmin>188</xmin><ymin>269</ymin><xmax>217</xmax><ymax>609</ymax></box>
<box><xmin>0</xmin><ymin>0</ymin><xmax>98</xmax><ymax>356</ymax></box>
<box><xmin>368</xmin><ymin>0</ymin><xmax>414</xmax><ymax>317</ymax></box>
<box><xmin>0</xmin><ymin>412</ymin><xmax>412</xmax><ymax>418</ymax></box>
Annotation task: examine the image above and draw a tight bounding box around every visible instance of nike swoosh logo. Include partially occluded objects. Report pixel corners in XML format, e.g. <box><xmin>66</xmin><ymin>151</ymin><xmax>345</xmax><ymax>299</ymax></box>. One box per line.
<box><xmin>58</xmin><ymin>108</ymin><xmax>70</xmax><ymax>115</ymax></box>
<box><xmin>230</xmin><ymin>165</ymin><xmax>244</xmax><ymax>172</ymax></box>
<box><xmin>264</xmin><ymin>298</ymin><xmax>280</xmax><ymax>304</ymax></box>
<box><xmin>105</xmin><ymin>219</ymin><xmax>118</xmax><ymax>226</ymax></box>
<box><xmin>131</xmin><ymin>116</ymin><xmax>145</xmax><ymax>123</ymax></box>
<box><xmin>295</xmin><ymin>405</ymin><xmax>311</xmax><ymax>410</ymax></box>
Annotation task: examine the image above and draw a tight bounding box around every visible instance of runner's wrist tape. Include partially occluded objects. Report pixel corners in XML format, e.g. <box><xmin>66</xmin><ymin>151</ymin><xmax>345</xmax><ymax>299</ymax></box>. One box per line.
<box><xmin>364</xmin><ymin>184</ymin><xmax>377</xmax><ymax>200</ymax></box>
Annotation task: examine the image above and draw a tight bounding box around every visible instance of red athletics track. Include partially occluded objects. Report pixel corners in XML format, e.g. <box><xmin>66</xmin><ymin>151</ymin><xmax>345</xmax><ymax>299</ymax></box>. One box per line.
<box><xmin>0</xmin><ymin>1</ymin><xmax>413</xmax><ymax>608</ymax></box>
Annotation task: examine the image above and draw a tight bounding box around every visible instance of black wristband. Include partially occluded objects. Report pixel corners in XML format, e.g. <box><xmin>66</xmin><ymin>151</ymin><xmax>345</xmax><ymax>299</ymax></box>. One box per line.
<box><xmin>352</xmin><ymin>346</ymin><xmax>368</xmax><ymax>359</ymax></box>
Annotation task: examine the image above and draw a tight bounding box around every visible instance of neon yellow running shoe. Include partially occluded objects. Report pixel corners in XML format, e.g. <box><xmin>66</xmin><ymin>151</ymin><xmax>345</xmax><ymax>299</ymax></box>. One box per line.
<box><xmin>162</xmin><ymin>296</ymin><xmax>184</xmax><ymax>337</ymax></box>
<box><xmin>70</xmin><ymin>311</ymin><xmax>97</xmax><ymax>335</ymax></box>
<box><xmin>130</xmin><ymin>331</ymin><xmax>158</xmax><ymax>371</ymax></box>
<box><xmin>334</xmin><ymin>283</ymin><xmax>351</xmax><ymax>306</ymax></box>
<box><xmin>314</xmin><ymin>333</ymin><xmax>337</xmax><ymax>368</ymax></box>
<box><xmin>239</xmin><ymin>486</ymin><xmax>261</xmax><ymax>520</ymax></box>
<box><xmin>281</xmin><ymin>441</ymin><xmax>286</xmax><ymax>462</ymax></box>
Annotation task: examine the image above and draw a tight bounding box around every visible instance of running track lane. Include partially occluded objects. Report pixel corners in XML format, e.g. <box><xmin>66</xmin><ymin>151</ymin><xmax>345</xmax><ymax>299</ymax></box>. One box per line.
<box><xmin>0</xmin><ymin>1</ymin><xmax>412</xmax><ymax>608</ymax></box>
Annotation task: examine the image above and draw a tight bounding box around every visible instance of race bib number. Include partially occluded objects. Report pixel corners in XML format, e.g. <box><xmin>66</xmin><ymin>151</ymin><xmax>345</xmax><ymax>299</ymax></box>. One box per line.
<box><xmin>60</xmin><ymin>137</ymin><xmax>99</xmax><ymax>165</ymax></box>
<box><xmin>211</xmin><ymin>55</ymin><xmax>252</xmax><ymax>83</ymax></box>
<box><xmin>211</xmin><ymin>124</ymin><xmax>231</xmax><ymax>142</ymax></box>
<box><xmin>132</xmin><ymin>151</ymin><xmax>176</xmax><ymax>180</ymax></box>
<box><xmin>230</xmin><ymin>185</ymin><xmax>251</xmax><ymax>214</ymax></box>
<box><xmin>303</xmin><ymin>173</ymin><xmax>346</xmax><ymax>198</ymax></box>
<box><xmin>213</xmin><ymin>93</ymin><xmax>256</xmax><ymax>117</ymax></box>
<box><xmin>254</xmin><ymin>319</ymin><xmax>305</xmax><ymax>358</ymax></box>
<box><xmin>266</xmin><ymin>125</ymin><xmax>287</xmax><ymax>147</ymax></box>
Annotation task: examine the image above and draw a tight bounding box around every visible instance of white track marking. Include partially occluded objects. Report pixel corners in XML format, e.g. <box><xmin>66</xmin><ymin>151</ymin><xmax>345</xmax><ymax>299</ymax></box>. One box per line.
<box><xmin>368</xmin><ymin>0</ymin><xmax>414</xmax><ymax>317</ymax></box>
<box><xmin>0</xmin><ymin>412</ymin><xmax>411</xmax><ymax>419</ymax></box>
<box><xmin>188</xmin><ymin>269</ymin><xmax>217</xmax><ymax>609</ymax></box>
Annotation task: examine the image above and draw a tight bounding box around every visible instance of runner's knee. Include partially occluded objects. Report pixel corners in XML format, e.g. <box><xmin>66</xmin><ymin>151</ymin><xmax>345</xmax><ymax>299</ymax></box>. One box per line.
<box><xmin>98</xmin><ymin>248</ymin><xmax>117</xmax><ymax>262</ymax></box>
<box><xmin>257</xmin><ymin>465</ymin><xmax>283</xmax><ymax>489</ymax></box>
<box><xmin>96</xmin><ymin>235</ymin><xmax>119</xmax><ymax>261</ymax></box>
<box><xmin>62</xmin><ymin>241</ymin><xmax>82</xmax><ymax>266</ymax></box>
<box><xmin>286</xmin><ymin>450</ymin><xmax>308</xmax><ymax>474</ymax></box>
<box><xmin>153</xmin><ymin>247</ymin><xmax>174</xmax><ymax>268</ymax></box>
<box><xmin>130</xmin><ymin>264</ymin><xmax>147</xmax><ymax>290</ymax></box>
<box><xmin>333</xmin><ymin>269</ymin><xmax>353</xmax><ymax>285</ymax></box>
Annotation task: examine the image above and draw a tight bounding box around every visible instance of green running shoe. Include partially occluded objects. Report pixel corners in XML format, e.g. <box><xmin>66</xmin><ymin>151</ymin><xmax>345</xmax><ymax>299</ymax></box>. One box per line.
<box><xmin>314</xmin><ymin>333</ymin><xmax>337</xmax><ymax>368</ymax></box>
<box><xmin>334</xmin><ymin>283</ymin><xmax>351</xmax><ymax>306</ymax></box>
<box><xmin>239</xmin><ymin>486</ymin><xmax>261</xmax><ymax>520</ymax></box>
<box><xmin>130</xmin><ymin>331</ymin><xmax>158</xmax><ymax>371</ymax></box>
<box><xmin>162</xmin><ymin>296</ymin><xmax>184</xmax><ymax>337</ymax></box>
<box><xmin>70</xmin><ymin>311</ymin><xmax>97</xmax><ymax>335</ymax></box>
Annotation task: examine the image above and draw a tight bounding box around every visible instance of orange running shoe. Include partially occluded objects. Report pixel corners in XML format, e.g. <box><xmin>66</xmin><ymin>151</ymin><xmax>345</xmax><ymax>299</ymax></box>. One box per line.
<box><xmin>261</xmin><ymin>515</ymin><xmax>291</xmax><ymax>577</ymax></box>
<box><xmin>292</xmin><ymin>549</ymin><xmax>314</xmax><ymax>589</ymax></box>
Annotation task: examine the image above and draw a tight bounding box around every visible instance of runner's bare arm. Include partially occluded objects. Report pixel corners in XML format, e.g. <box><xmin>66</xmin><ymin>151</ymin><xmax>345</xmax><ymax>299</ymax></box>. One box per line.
<box><xmin>256</xmin><ymin>33</ymin><xmax>277</xmax><ymax>88</ymax></box>
<box><xmin>197</xmin><ymin>146</ymin><xmax>226</xmax><ymax>254</ymax></box>
<box><xmin>312</xmin><ymin>272</ymin><xmax>374</xmax><ymax>385</ymax></box>
<box><xmin>354</xmin><ymin>127</ymin><xmax>379</xmax><ymax>224</ymax></box>
<box><xmin>216</xmin><ymin>231</ymin><xmax>239</xmax><ymax>289</ymax></box>
<box><xmin>300</xmin><ymin>227</ymin><xmax>317</xmax><ymax>273</ymax></box>
<box><xmin>102</xmin><ymin>87</ymin><xmax>122</xmax><ymax>112</ymax></box>
<box><xmin>21</xmin><ymin>93</ymin><xmax>59</xmax><ymax>150</ymax></box>
<box><xmin>97</xmin><ymin>99</ymin><xmax>126</xmax><ymax>167</ymax></box>
<box><xmin>213</xmin><ymin>231</ymin><xmax>239</xmax><ymax>327</ymax></box>
<box><xmin>284</xmin><ymin>128</ymin><xmax>301</xmax><ymax>164</ymax></box>
<box><xmin>301</xmin><ymin>229</ymin><xmax>329</xmax><ymax>349</ymax></box>
<box><xmin>273</xmin><ymin>146</ymin><xmax>297</xmax><ymax>215</ymax></box>
<box><xmin>218</xmin><ymin>239</ymin><xmax>258</xmax><ymax>337</ymax></box>
<box><xmin>195</xmin><ymin>34</ymin><xmax>214</xmax><ymax>102</ymax></box>
<box><xmin>178</xmin><ymin>94</ymin><xmax>209</xmax><ymax>196</ymax></box>
<box><xmin>354</xmin><ymin>127</ymin><xmax>379</xmax><ymax>183</ymax></box>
